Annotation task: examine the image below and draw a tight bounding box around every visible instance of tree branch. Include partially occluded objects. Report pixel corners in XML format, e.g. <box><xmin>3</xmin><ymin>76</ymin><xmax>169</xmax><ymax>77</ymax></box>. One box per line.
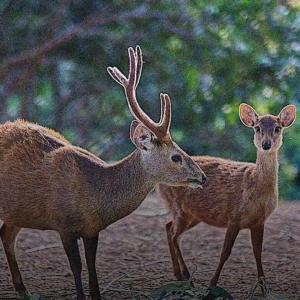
<box><xmin>0</xmin><ymin>5</ymin><xmax>148</xmax><ymax>79</ymax></box>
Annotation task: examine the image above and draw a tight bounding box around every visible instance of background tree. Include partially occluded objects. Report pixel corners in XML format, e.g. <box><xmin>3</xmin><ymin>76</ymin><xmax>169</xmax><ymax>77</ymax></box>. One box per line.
<box><xmin>0</xmin><ymin>0</ymin><xmax>300</xmax><ymax>198</ymax></box>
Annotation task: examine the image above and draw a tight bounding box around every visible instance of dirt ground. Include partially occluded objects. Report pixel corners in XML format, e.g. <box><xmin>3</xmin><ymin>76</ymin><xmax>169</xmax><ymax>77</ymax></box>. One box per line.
<box><xmin>0</xmin><ymin>194</ymin><xmax>299</xmax><ymax>300</ymax></box>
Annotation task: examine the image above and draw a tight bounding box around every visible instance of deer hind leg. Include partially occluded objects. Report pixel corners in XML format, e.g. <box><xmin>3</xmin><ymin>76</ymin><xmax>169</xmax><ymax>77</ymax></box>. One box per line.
<box><xmin>60</xmin><ymin>234</ymin><xmax>85</xmax><ymax>300</ymax></box>
<box><xmin>166</xmin><ymin>218</ymin><xmax>197</xmax><ymax>281</ymax></box>
<box><xmin>210</xmin><ymin>224</ymin><xmax>240</xmax><ymax>287</ymax></box>
<box><xmin>0</xmin><ymin>224</ymin><xmax>28</xmax><ymax>297</ymax></box>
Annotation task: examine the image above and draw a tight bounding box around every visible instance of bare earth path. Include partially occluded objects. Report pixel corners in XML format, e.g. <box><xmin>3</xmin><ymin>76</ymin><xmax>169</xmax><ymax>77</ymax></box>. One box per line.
<box><xmin>0</xmin><ymin>195</ymin><xmax>299</xmax><ymax>299</ymax></box>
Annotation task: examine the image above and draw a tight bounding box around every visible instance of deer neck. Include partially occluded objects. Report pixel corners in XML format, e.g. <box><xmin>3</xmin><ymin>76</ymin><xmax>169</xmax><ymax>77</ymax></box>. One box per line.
<box><xmin>98</xmin><ymin>150</ymin><xmax>156</xmax><ymax>226</ymax></box>
<box><xmin>255</xmin><ymin>150</ymin><xmax>279</xmax><ymax>195</ymax></box>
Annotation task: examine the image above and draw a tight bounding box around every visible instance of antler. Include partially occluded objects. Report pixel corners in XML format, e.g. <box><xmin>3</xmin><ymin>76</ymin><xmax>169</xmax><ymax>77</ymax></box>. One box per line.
<box><xmin>107</xmin><ymin>46</ymin><xmax>171</xmax><ymax>140</ymax></box>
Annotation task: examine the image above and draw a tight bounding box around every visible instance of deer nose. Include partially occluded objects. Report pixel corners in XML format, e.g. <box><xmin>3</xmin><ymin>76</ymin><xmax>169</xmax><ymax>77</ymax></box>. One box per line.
<box><xmin>262</xmin><ymin>140</ymin><xmax>271</xmax><ymax>150</ymax></box>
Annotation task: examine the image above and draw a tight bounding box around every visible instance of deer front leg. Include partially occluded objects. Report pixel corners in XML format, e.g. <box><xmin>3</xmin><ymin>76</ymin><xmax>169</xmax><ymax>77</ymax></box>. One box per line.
<box><xmin>166</xmin><ymin>219</ymin><xmax>194</xmax><ymax>281</ymax></box>
<box><xmin>83</xmin><ymin>235</ymin><xmax>101</xmax><ymax>300</ymax></box>
<box><xmin>166</xmin><ymin>221</ymin><xmax>183</xmax><ymax>280</ymax></box>
<box><xmin>0</xmin><ymin>224</ymin><xmax>29</xmax><ymax>297</ymax></box>
<box><xmin>210</xmin><ymin>225</ymin><xmax>240</xmax><ymax>286</ymax></box>
<box><xmin>250</xmin><ymin>224</ymin><xmax>267</xmax><ymax>296</ymax></box>
<box><xmin>60</xmin><ymin>234</ymin><xmax>85</xmax><ymax>300</ymax></box>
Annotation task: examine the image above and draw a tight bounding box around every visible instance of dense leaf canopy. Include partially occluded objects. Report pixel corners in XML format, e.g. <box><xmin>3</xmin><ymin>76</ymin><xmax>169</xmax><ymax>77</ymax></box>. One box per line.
<box><xmin>1</xmin><ymin>0</ymin><xmax>300</xmax><ymax>198</ymax></box>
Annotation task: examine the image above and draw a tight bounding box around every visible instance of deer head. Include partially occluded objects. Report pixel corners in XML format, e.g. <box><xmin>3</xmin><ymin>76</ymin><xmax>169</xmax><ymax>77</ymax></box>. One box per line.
<box><xmin>107</xmin><ymin>46</ymin><xmax>206</xmax><ymax>188</ymax></box>
<box><xmin>239</xmin><ymin>103</ymin><xmax>296</xmax><ymax>152</ymax></box>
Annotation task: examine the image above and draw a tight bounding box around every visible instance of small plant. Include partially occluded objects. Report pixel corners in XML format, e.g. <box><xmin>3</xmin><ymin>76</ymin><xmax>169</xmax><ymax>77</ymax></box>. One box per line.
<box><xmin>246</xmin><ymin>279</ymin><xmax>287</xmax><ymax>300</ymax></box>
<box><xmin>149</xmin><ymin>281</ymin><xmax>233</xmax><ymax>300</ymax></box>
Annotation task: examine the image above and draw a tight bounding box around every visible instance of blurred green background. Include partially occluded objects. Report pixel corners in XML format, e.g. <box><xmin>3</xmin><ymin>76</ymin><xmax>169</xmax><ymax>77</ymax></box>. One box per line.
<box><xmin>0</xmin><ymin>0</ymin><xmax>300</xmax><ymax>199</ymax></box>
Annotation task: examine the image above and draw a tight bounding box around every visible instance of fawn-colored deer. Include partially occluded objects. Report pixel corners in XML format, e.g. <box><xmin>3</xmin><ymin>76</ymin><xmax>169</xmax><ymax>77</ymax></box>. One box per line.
<box><xmin>0</xmin><ymin>46</ymin><xmax>206</xmax><ymax>300</ymax></box>
<box><xmin>157</xmin><ymin>103</ymin><xmax>296</xmax><ymax>292</ymax></box>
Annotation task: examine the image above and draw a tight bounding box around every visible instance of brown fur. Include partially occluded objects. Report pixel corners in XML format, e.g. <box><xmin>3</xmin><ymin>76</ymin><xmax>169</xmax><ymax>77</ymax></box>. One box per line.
<box><xmin>157</xmin><ymin>104</ymin><xmax>296</xmax><ymax>291</ymax></box>
<box><xmin>0</xmin><ymin>119</ymin><xmax>204</xmax><ymax>299</ymax></box>
<box><xmin>0</xmin><ymin>46</ymin><xmax>206</xmax><ymax>300</ymax></box>
<box><xmin>159</xmin><ymin>154</ymin><xmax>277</xmax><ymax>229</ymax></box>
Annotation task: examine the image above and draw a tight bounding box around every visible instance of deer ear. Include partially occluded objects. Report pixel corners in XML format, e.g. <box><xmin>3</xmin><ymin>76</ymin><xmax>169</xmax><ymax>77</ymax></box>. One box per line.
<box><xmin>130</xmin><ymin>120</ymin><xmax>155</xmax><ymax>150</ymax></box>
<box><xmin>239</xmin><ymin>103</ymin><xmax>259</xmax><ymax>127</ymax></box>
<box><xmin>278</xmin><ymin>105</ymin><xmax>296</xmax><ymax>128</ymax></box>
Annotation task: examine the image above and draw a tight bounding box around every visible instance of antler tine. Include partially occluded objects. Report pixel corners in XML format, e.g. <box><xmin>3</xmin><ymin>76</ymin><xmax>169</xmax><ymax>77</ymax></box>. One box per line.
<box><xmin>107</xmin><ymin>66</ymin><xmax>127</xmax><ymax>86</ymax></box>
<box><xmin>159</xmin><ymin>93</ymin><xmax>166</xmax><ymax>125</ymax></box>
<box><xmin>135</xmin><ymin>46</ymin><xmax>143</xmax><ymax>88</ymax></box>
<box><xmin>127</xmin><ymin>47</ymin><xmax>137</xmax><ymax>87</ymax></box>
<box><xmin>159</xmin><ymin>94</ymin><xmax>171</xmax><ymax>134</ymax></box>
<box><xmin>107</xmin><ymin>47</ymin><xmax>141</xmax><ymax>88</ymax></box>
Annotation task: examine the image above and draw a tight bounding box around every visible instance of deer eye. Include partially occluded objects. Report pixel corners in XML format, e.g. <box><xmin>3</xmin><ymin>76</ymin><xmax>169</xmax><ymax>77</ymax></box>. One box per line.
<box><xmin>171</xmin><ymin>155</ymin><xmax>182</xmax><ymax>163</ymax></box>
<box><xmin>275</xmin><ymin>126</ymin><xmax>281</xmax><ymax>133</ymax></box>
<box><xmin>255</xmin><ymin>126</ymin><xmax>260</xmax><ymax>133</ymax></box>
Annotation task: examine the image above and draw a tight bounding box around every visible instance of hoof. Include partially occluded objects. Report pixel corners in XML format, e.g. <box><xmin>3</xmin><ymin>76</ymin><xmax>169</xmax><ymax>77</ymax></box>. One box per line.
<box><xmin>258</xmin><ymin>277</ymin><xmax>268</xmax><ymax>297</ymax></box>
<box><xmin>182</xmin><ymin>270</ymin><xmax>191</xmax><ymax>281</ymax></box>
<box><xmin>90</xmin><ymin>293</ymin><xmax>101</xmax><ymax>300</ymax></box>
<box><xmin>209</xmin><ymin>278</ymin><xmax>218</xmax><ymax>287</ymax></box>
<box><xmin>18</xmin><ymin>290</ymin><xmax>31</xmax><ymax>300</ymax></box>
<box><xmin>174</xmin><ymin>272</ymin><xmax>184</xmax><ymax>281</ymax></box>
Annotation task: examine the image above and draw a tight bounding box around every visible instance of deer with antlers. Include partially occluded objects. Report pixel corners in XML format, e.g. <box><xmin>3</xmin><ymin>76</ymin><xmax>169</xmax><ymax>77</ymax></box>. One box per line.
<box><xmin>157</xmin><ymin>103</ymin><xmax>296</xmax><ymax>293</ymax></box>
<box><xmin>0</xmin><ymin>46</ymin><xmax>206</xmax><ymax>300</ymax></box>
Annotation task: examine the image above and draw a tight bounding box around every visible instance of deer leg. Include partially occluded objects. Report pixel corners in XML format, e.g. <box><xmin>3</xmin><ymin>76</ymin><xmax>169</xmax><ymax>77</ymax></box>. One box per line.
<box><xmin>176</xmin><ymin>221</ymin><xmax>197</xmax><ymax>281</ymax></box>
<box><xmin>210</xmin><ymin>225</ymin><xmax>240</xmax><ymax>286</ymax></box>
<box><xmin>60</xmin><ymin>234</ymin><xmax>85</xmax><ymax>300</ymax></box>
<box><xmin>166</xmin><ymin>219</ymin><xmax>195</xmax><ymax>281</ymax></box>
<box><xmin>250</xmin><ymin>224</ymin><xmax>266</xmax><ymax>296</ymax></box>
<box><xmin>83</xmin><ymin>235</ymin><xmax>101</xmax><ymax>300</ymax></box>
<box><xmin>166</xmin><ymin>221</ymin><xmax>183</xmax><ymax>280</ymax></box>
<box><xmin>0</xmin><ymin>224</ymin><xmax>28</xmax><ymax>297</ymax></box>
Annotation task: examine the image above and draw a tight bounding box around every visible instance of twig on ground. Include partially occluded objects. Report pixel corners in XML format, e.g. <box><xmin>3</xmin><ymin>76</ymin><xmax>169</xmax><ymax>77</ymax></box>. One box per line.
<box><xmin>101</xmin><ymin>274</ymin><xmax>127</xmax><ymax>294</ymax></box>
<box><xmin>25</xmin><ymin>243</ymin><xmax>61</xmax><ymax>253</ymax></box>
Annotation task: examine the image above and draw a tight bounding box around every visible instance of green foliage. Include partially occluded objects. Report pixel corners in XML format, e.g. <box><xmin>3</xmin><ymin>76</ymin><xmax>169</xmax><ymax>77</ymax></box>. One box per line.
<box><xmin>149</xmin><ymin>281</ymin><xmax>193</xmax><ymax>299</ymax></box>
<box><xmin>149</xmin><ymin>281</ymin><xmax>233</xmax><ymax>299</ymax></box>
<box><xmin>204</xmin><ymin>286</ymin><xmax>234</xmax><ymax>300</ymax></box>
<box><xmin>21</xmin><ymin>294</ymin><xmax>41</xmax><ymax>300</ymax></box>
<box><xmin>1</xmin><ymin>0</ymin><xmax>300</xmax><ymax>198</ymax></box>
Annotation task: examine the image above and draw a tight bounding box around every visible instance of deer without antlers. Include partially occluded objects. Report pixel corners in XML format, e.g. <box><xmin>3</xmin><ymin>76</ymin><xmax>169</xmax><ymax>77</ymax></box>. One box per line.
<box><xmin>157</xmin><ymin>103</ymin><xmax>296</xmax><ymax>293</ymax></box>
<box><xmin>0</xmin><ymin>46</ymin><xmax>206</xmax><ymax>300</ymax></box>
